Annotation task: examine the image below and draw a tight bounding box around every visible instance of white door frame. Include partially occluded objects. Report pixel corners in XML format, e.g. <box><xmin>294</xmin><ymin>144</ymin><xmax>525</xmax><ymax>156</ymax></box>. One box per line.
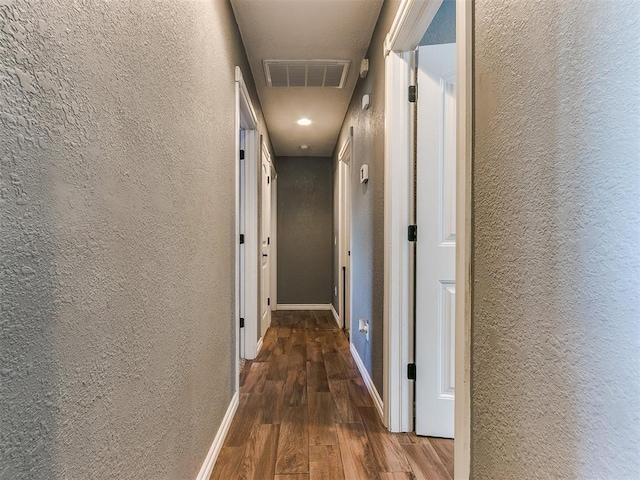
<box><xmin>235</xmin><ymin>67</ymin><xmax>260</xmax><ymax>375</ymax></box>
<box><xmin>383</xmin><ymin>1</ymin><xmax>472</xmax><ymax>478</ymax></box>
<box><xmin>383</xmin><ymin>47</ymin><xmax>413</xmax><ymax>433</ymax></box>
<box><xmin>338</xmin><ymin>131</ymin><xmax>353</xmax><ymax>333</ymax></box>
<box><xmin>270</xmin><ymin>170</ymin><xmax>277</xmax><ymax>315</ymax></box>
<box><xmin>260</xmin><ymin>140</ymin><xmax>273</xmax><ymax>339</ymax></box>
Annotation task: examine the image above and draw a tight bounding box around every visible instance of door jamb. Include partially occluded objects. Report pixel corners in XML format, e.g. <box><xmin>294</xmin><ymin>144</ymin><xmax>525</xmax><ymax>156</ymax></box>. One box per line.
<box><xmin>454</xmin><ymin>1</ymin><xmax>473</xmax><ymax>477</ymax></box>
<box><xmin>235</xmin><ymin>67</ymin><xmax>260</xmax><ymax>376</ymax></box>
<box><xmin>383</xmin><ymin>1</ymin><xmax>472</xmax><ymax>478</ymax></box>
<box><xmin>270</xmin><ymin>168</ymin><xmax>278</xmax><ymax>315</ymax></box>
<box><xmin>260</xmin><ymin>140</ymin><xmax>274</xmax><ymax>336</ymax></box>
<box><xmin>383</xmin><ymin>47</ymin><xmax>413</xmax><ymax>433</ymax></box>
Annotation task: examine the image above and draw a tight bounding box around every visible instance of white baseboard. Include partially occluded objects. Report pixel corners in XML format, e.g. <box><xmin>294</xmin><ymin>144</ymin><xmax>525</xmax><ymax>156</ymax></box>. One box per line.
<box><xmin>330</xmin><ymin>304</ymin><xmax>341</xmax><ymax>328</ymax></box>
<box><xmin>195</xmin><ymin>391</ymin><xmax>239</xmax><ymax>480</ymax></box>
<box><xmin>276</xmin><ymin>304</ymin><xmax>332</xmax><ymax>311</ymax></box>
<box><xmin>256</xmin><ymin>336</ymin><xmax>264</xmax><ymax>356</ymax></box>
<box><xmin>350</xmin><ymin>342</ymin><xmax>384</xmax><ymax>421</ymax></box>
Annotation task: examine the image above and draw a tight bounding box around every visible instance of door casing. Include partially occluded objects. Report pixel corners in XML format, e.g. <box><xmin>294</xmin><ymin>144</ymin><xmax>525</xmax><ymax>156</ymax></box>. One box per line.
<box><xmin>383</xmin><ymin>1</ymin><xmax>472</xmax><ymax>478</ymax></box>
<box><xmin>260</xmin><ymin>142</ymin><xmax>273</xmax><ymax>338</ymax></box>
<box><xmin>235</xmin><ymin>67</ymin><xmax>260</xmax><ymax>371</ymax></box>
<box><xmin>338</xmin><ymin>132</ymin><xmax>352</xmax><ymax>335</ymax></box>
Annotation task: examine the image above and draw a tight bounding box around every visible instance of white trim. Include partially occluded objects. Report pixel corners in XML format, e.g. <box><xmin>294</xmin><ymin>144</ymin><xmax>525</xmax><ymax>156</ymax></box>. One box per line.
<box><xmin>256</xmin><ymin>335</ymin><xmax>264</xmax><ymax>357</ymax></box>
<box><xmin>234</xmin><ymin>69</ymin><xmax>241</xmax><ymax>391</ymax></box>
<box><xmin>385</xmin><ymin>0</ymin><xmax>443</xmax><ymax>55</ymax></box>
<box><xmin>276</xmin><ymin>304</ymin><xmax>332</xmax><ymax>311</ymax></box>
<box><xmin>236</xmin><ymin>66</ymin><xmax>260</xmax><ymax>363</ymax></box>
<box><xmin>270</xmin><ymin>175</ymin><xmax>278</xmax><ymax>313</ymax></box>
<box><xmin>350</xmin><ymin>342</ymin><xmax>384</xmax><ymax>420</ymax></box>
<box><xmin>195</xmin><ymin>392</ymin><xmax>239</xmax><ymax>480</ymax></box>
<box><xmin>259</xmin><ymin>140</ymin><xmax>274</xmax><ymax>346</ymax></box>
<box><xmin>454</xmin><ymin>0</ymin><xmax>472</xmax><ymax>477</ymax></box>
<box><xmin>330</xmin><ymin>304</ymin><xmax>340</xmax><ymax>328</ymax></box>
<box><xmin>337</xmin><ymin>131</ymin><xmax>353</xmax><ymax>336</ymax></box>
<box><xmin>383</xmin><ymin>0</ymin><xmax>473</xmax><ymax>474</ymax></box>
<box><xmin>235</xmin><ymin>67</ymin><xmax>258</xmax><ymax>127</ymax></box>
<box><xmin>242</xmin><ymin>129</ymin><xmax>259</xmax><ymax>360</ymax></box>
<box><xmin>383</xmin><ymin>49</ymin><xmax>413</xmax><ymax>433</ymax></box>
<box><xmin>337</xmin><ymin>132</ymin><xmax>352</xmax><ymax>162</ymax></box>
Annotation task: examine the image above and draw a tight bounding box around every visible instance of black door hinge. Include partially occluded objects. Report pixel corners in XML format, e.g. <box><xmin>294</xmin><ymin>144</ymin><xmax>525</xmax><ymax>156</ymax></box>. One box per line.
<box><xmin>267</xmin><ymin>236</ymin><xmax>270</xmax><ymax>245</ymax></box>
<box><xmin>267</xmin><ymin>175</ymin><xmax>270</xmax><ymax>185</ymax></box>
<box><xmin>240</xmin><ymin>234</ymin><xmax>245</xmax><ymax>244</ymax></box>
<box><xmin>408</xmin><ymin>85</ymin><xmax>417</xmax><ymax>103</ymax></box>
<box><xmin>240</xmin><ymin>149</ymin><xmax>245</xmax><ymax>160</ymax></box>
<box><xmin>240</xmin><ymin>317</ymin><xmax>245</xmax><ymax>328</ymax></box>
<box><xmin>407</xmin><ymin>363</ymin><xmax>416</xmax><ymax>380</ymax></box>
<box><xmin>267</xmin><ymin>298</ymin><xmax>271</xmax><ymax>306</ymax></box>
<box><xmin>408</xmin><ymin>225</ymin><xmax>418</xmax><ymax>242</ymax></box>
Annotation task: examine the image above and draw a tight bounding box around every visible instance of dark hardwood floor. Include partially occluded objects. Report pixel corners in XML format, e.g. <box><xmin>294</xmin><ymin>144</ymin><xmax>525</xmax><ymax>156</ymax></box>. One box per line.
<box><xmin>211</xmin><ymin>310</ymin><xmax>453</xmax><ymax>480</ymax></box>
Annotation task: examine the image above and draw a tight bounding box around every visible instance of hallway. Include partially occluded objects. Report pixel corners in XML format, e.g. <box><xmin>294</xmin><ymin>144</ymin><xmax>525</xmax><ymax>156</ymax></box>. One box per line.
<box><xmin>211</xmin><ymin>311</ymin><xmax>453</xmax><ymax>480</ymax></box>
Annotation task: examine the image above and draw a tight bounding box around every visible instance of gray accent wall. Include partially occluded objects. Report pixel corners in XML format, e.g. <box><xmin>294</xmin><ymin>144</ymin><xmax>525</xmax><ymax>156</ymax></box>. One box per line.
<box><xmin>333</xmin><ymin>0</ymin><xmax>402</xmax><ymax>396</ymax></box>
<box><xmin>0</xmin><ymin>1</ymin><xmax>267</xmax><ymax>478</ymax></box>
<box><xmin>472</xmin><ymin>1</ymin><xmax>640</xmax><ymax>478</ymax></box>
<box><xmin>419</xmin><ymin>0</ymin><xmax>455</xmax><ymax>46</ymax></box>
<box><xmin>276</xmin><ymin>157</ymin><xmax>333</xmax><ymax>305</ymax></box>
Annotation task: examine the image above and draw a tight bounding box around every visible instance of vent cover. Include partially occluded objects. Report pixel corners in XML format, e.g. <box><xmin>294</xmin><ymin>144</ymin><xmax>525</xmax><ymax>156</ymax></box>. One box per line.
<box><xmin>263</xmin><ymin>60</ymin><xmax>350</xmax><ymax>88</ymax></box>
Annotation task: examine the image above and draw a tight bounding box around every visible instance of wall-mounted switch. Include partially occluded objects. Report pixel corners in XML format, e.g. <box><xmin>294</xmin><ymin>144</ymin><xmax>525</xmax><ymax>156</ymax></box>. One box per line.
<box><xmin>360</xmin><ymin>164</ymin><xmax>369</xmax><ymax>183</ymax></box>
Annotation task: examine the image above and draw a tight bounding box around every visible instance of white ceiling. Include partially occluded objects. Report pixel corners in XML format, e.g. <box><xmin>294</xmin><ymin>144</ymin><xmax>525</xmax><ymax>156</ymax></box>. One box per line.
<box><xmin>231</xmin><ymin>0</ymin><xmax>384</xmax><ymax>157</ymax></box>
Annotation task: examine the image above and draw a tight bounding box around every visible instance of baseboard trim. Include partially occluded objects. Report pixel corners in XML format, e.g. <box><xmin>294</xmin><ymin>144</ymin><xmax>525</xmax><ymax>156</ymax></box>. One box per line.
<box><xmin>195</xmin><ymin>391</ymin><xmax>239</xmax><ymax>480</ymax></box>
<box><xmin>256</xmin><ymin>335</ymin><xmax>264</xmax><ymax>356</ymax></box>
<box><xmin>276</xmin><ymin>304</ymin><xmax>332</xmax><ymax>311</ymax></box>
<box><xmin>350</xmin><ymin>342</ymin><xmax>384</xmax><ymax>421</ymax></box>
<box><xmin>330</xmin><ymin>304</ymin><xmax>341</xmax><ymax>328</ymax></box>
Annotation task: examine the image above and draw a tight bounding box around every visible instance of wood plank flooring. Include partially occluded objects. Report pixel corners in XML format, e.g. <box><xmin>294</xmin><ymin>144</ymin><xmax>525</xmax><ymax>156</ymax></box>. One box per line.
<box><xmin>211</xmin><ymin>310</ymin><xmax>453</xmax><ymax>480</ymax></box>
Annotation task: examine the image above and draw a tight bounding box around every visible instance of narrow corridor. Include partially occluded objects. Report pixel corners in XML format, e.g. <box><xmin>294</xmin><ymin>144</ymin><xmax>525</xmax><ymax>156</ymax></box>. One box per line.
<box><xmin>210</xmin><ymin>311</ymin><xmax>453</xmax><ymax>480</ymax></box>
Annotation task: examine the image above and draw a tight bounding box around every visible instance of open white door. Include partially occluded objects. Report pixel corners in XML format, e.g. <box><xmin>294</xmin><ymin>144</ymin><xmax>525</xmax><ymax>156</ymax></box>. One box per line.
<box><xmin>415</xmin><ymin>42</ymin><xmax>456</xmax><ymax>438</ymax></box>
<box><xmin>260</xmin><ymin>142</ymin><xmax>272</xmax><ymax>336</ymax></box>
<box><xmin>338</xmin><ymin>136</ymin><xmax>352</xmax><ymax>333</ymax></box>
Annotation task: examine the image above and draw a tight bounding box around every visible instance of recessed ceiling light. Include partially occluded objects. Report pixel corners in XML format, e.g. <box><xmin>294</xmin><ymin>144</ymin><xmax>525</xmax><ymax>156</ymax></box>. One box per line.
<box><xmin>297</xmin><ymin>118</ymin><xmax>312</xmax><ymax>126</ymax></box>
<box><xmin>300</xmin><ymin>145</ymin><xmax>309</xmax><ymax>150</ymax></box>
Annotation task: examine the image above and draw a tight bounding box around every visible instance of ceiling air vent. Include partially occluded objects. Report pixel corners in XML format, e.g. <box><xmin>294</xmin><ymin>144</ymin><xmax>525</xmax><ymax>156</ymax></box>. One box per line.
<box><xmin>263</xmin><ymin>60</ymin><xmax>350</xmax><ymax>88</ymax></box>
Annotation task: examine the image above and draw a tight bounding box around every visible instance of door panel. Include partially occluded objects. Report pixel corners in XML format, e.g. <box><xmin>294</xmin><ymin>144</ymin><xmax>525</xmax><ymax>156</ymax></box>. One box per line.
<box><xmin>415</xmin><ymin>43</ymin><xmax>456</xmax><ymax>438</ymax></box>
<box><xmin>261</xmin><ymin>144</ymin><xmax>272</xmax><ymax>336</ymax></box>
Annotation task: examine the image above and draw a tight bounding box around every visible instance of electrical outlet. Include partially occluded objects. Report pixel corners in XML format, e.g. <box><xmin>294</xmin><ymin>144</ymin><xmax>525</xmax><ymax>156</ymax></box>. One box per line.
<box><xmin>358</xmin><ymin>318</ymin><xmax>370</xmax><ymax>342</ymax></box>
<box><xmin>334</xmin><ymin>286</ymin><xmax>338</xmax><ymax>296</ymax></box>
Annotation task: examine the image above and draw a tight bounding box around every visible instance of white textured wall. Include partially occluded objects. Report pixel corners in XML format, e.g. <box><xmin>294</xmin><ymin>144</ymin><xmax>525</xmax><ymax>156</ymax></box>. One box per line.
<box><xmin>0</xmin><ymin>1</ymin><xmax>264</xmax><ymax>478</ymax></box>
<box><xmin>472</xmin><ymin>1</ymin><xmax>640</xmax><ymax>478</ymax></box>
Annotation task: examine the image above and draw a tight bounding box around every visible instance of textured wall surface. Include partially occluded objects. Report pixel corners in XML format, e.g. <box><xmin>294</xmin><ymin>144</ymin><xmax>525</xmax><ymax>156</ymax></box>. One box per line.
<box><xmin>0</xmin><ymin>1</ymin><xmax>265</xmax><ymax>478</ymax></box>
<box><xmin>276</xmin><ymin>156</ymin><xmax>333</xmax><ymax>305</ymax></box>
<box><xmin>472</xmin><ymin>1</ymin><xmax>640</xmax><ymax>478</ymax></box>
<box><xmin>419</xmin><ymin>0</ymin><xmax>455</xmax><ymax>46</ymax></box>
<box><xmin>333</xmin><ymin>0</ymin><xmax>401</xmax><ymax>395</ymax></box>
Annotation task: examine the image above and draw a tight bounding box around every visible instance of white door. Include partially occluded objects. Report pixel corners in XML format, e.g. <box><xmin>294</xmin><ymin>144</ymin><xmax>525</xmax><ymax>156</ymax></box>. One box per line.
<box><xmin>260</xmin><ymin>144</ymin><xmax>272</xmax><ymax>336</ymax></box>
<box><xmin>339</xmin><ymin>147</ymin><xmax>351</xmax><ymax>333</ymax></box>
<box><xmin>415</xmin><ymin>43</ymin><xmax>456</xmax><ymax>438</ymax></box>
